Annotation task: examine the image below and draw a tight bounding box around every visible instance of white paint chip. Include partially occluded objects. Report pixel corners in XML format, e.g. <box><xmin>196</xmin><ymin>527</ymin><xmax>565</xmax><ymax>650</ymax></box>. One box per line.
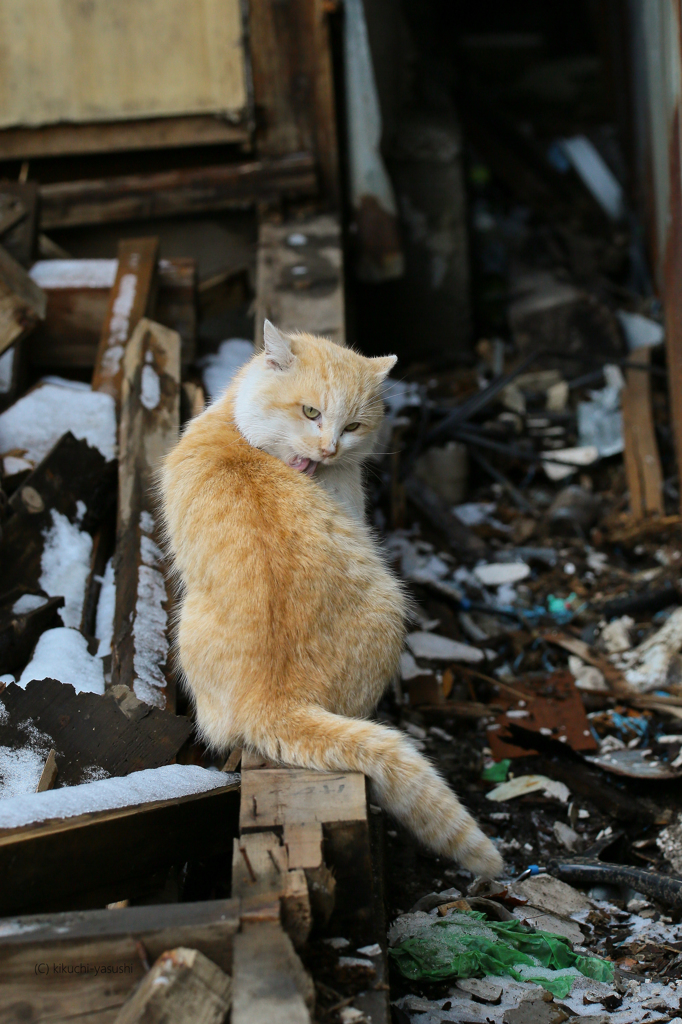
<box><xmin>406</xmin><ymin>632</ymin><xmax>484</xmax><ymax>663</ymax></box>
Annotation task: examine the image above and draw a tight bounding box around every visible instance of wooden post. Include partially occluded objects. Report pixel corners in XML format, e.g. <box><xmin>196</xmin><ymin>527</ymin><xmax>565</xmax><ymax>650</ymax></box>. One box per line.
<box><xmin>622</xmin><ymin>346</ymin><xmax>664</xmax><ymax>518</ymax></box>
<box><xmin>92</xmin><ymin>238</ymin><xmax>159</xmax><ymax>405</ymax></box>
<box><xmin>248</xmin><ymin>0</ymin><xmax>339</xmax><ymax>204</ymax></box>
<box><xmin>112</xmin><ymin>319</ymin><xmax>180</xmax><ymax>709</ymax></box>
<box><xmin>254</xmin><ymin>214</ymin><xmax>345</xmax><ymax>349</ymax></box>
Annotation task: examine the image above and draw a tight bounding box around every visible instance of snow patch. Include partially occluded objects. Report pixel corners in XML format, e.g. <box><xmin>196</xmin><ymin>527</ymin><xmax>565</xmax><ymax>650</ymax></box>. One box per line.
<box><xmin>95</xmin><ymin>558</ymin><xmax>116</xmax><ymax>657</ymax></box>
<box><xmin>133</xmin><ymin>513</ymin><xmax>169</xmax><ymax>707</ymax></box>
<box><xmin>200</xmin><ymin>339</ymin><xmax>254</xmax><ymax>400</ymax></box>
<box><xmin>40</xmin><ymin>510</ymin><xmax>92</xmax><ymax>628</ymax></box>
<box><xmin>0</xmin><ymin>382</ymin><xmax>116</xmax><ymax>465</ymax></box>
<box><xmin>19</xmin><ymin>628</ymin><xmax>105</xmax><ymax>694</ymax></box>
<box><xmin>0</xmin><ymin>764</ymin><xmax>238</xmax><ymax>830</ymax></box>
<box><xmin>140</xmin><ymin>364</ymin><xmax>161</xmax><ymax>410</ymax></box>
<box><xmin>12</xmin><ymin>594</ymin><xmax>48</xmax><ymax>615</ymax></box>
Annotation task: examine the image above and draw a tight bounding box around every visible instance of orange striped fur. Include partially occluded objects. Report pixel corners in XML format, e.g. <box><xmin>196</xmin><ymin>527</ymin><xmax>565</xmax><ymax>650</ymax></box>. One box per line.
<box><xmin>160</xmin><ymin>326</ymin><xmax>502</xmax><ymax>877</ymax></box>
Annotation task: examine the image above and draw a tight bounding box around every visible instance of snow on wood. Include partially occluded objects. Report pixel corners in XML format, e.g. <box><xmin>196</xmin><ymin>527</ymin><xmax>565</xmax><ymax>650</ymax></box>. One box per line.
<box><xmin>113</xmin><ymin>318</ymin><xmax>180</xmax><ymax>708</ymax></box>
<box><xmin>19</xmin><ymin>627</ymin><xmax>105</xmax><ymax>694</ymax></box>
<box><xmin>39</xmin><ymin>510</ymin><xmax>92</xmax><ymax>627</ymax></box>
<box><xmin>0</xmin><ymin>764</ymin><xmax>238</xmax><ymax>831</ymax></box>
<box><xmin>95</xmin><ymin>557</ymin><xmax>115</xmax><ymax>656</ymax></box>
<box><xmin>91</xmin><ymin>238</ymin><xmax>159</xmax><ymax>404</ymax></box>
<box><xmin>0</xmin><ymin>380</ymin><xmax>116</xmax><ymax>466</ymax></box>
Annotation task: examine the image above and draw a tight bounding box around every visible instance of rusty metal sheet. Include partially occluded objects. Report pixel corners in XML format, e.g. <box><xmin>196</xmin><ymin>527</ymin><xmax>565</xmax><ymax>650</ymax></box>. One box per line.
<box><xmin>487</xmin><ymin>672</ymin><xmax>598</xmax><ymax>759</ymax></box>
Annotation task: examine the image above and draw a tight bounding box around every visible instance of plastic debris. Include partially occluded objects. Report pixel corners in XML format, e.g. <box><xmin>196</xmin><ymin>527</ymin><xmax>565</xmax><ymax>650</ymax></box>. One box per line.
<box><xmin>486</xmin><ymin>776</ymin><xmax>570</xmax><ymax>804</ymax></box>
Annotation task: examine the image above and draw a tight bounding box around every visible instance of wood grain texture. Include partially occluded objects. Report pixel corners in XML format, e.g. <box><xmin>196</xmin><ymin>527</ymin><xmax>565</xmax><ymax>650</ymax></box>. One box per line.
<box><xmin>0</xmin><ymin>115</ymin><xmax>249</xmax><ymax>160</ymax></box>
<box><xmin>248</xmin><ymin>0</ymin><xmax>339</xmax><ymax>202</ymax></box>
<box><xmin>91</xmin><ymin>238</ymin><xmax>159</xmax><ymax>403</ymax></box>
<box><xmin>0</xmin><ymin>784</ymin><xmax>240</xmax><ymax>916</ymax></box>
<box><xmin>254</xmin><ymin>214</ymin><xmax>344</xmax><ymax>349</ymax></box>
<box><xmin>30</xmin><ymin>258</ymin><xmax>196</xmax><ymax>369</ymax></box>
<box><xmin>0</xmin><ymin>0</ymin><xmax>247</xmax><ymax>129</ymax></box>
<box><xmin>622</xmin><ymin>346</ymin><xmax>664</xmax><ymax>518</ymax></box>
<box><xmin>112</xmin><ymin>319</ymin><xmax>180</xmax><ymax>710</ymax></box>
<box><xmin>114</xmin><ymin>947</ymin><xmax>232</xmax><ymax>1024</ymax></box>
<box><xmin>40</xmin><ymin>155</ymin><xmax>317</xmax><ymax>229</ymax></box>
<box><xmin>231</xmin><ymin>923</ymin><xmax>312</xmax><ymax>1024</ymax></box>
<box><xmin>0</xmin><ymin>899</ymin><xmax>239</xmax><ymax>1024</ymax></box>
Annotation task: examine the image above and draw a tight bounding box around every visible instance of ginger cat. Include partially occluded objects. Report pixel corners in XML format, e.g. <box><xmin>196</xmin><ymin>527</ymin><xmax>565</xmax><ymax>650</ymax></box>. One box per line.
<box><xmin>161</xmin><ymin>322</ymin><xmax>502</xmax><ymax>878</ymax></box>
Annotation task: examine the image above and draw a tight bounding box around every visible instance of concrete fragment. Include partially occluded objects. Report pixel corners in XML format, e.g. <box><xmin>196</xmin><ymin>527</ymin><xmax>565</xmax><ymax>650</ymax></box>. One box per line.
<box><xmin>456</xmin><ymin>977</ymin><xmax>503</xmax><ymax>1004</ymax></box>
<box><xmin>510</xmin><ymin>875</ymin><xmax>592</xmax><ymax>919</ymax></box>
<box><xmin>503</xmin><ymin>1000</ymin><xmax>568</xmax><ymax>1024</ymax></box>
<box><xmin>513</xmin><ymin>906</ymin><xmax>583</xmax><ymax>944</ymax></box>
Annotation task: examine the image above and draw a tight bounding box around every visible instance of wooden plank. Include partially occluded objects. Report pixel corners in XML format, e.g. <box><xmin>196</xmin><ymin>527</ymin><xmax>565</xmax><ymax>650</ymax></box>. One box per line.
<box><xmin>0</xmin><ymin>244</ymin><xmax>46</xmax><ymax>357</ymax></box>
<box><xmin>112</xmin><ymin>319</ymin><xmax>181</xmax><ymax>709</ymax></box>
<box><xmin>248</xmin><ymin>0</ymin><xmax>339</xmax><ymax>203</ymax></box>
<box><xmin>29</xmin><ymin>258</ymin><xmax>196</xmax><ymax>369</ymax></box>
<box><xmin>114</xmin><ymin>947</ymin><xmax>232</xmax><ymax>1024</ymax></box>
<box><xmin>0</xmin><ymin>0</ymin><xmax>247</xmax><ymax>129</ymax></box>
<box><xmin>240</xmin><ymin>769</ymin><xmax>367</xmax><ymax>832</ymax></box>
<box><xmin>0</xmin><ymin>115</ymin><xmax>249</xmax><ymax>160</ymax></box>
<box><xmin>622</xmin><ymin>346</ymin><xmax>664</xmax><ymax>518</ymax></box>
<box><xmin>0</xmin><ymin>678</ymin><xmax>192</xmax><ymax>787</ymax></box>
<box><xmin>0</xmin><ymin>898</ymin><xmax>239</xmax><ymax>1024</ymax></box>
<box><xmin>232</xmin><ymin>923</ymin><xmax>312</xmax><ymax>1024</ymax></box>
<box><xmin>40</xmin><ymin>154</ymin><xmax>317</xmax><ymax>230</ymax></box>
<box><xmin>254</xmin><ymin>214</ymin><xmax>344</xmax><ymax>349</ymax></box>
<box><xmin>91</xmin><ymin>239</ymin><xmax>159</xmax><ymax>403</ymax></box>
<box><xmin>0</xmin><ymin>784</ymin><xmax>240</xmax><ymax>916</ymax></box>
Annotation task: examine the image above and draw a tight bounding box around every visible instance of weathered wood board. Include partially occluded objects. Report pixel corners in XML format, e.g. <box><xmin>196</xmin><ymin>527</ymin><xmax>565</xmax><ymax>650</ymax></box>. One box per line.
<box><xmin>0</xmin><ymin>678</ymin><xmax>192</xmax><ymax>786</ymax></box>
<box><xmin>40</xmin><ymin>155</ymin><xmax>317</xmax><ymax>230</ymax></box>
<box><xmin>0</xmin><ymin>0</ymin><xmax>247</xmax><ymax>129</ymax></box>
<box><xmin>0</xmin><ymin>783</ymin><xmax>240</xmax><ymax>916</ymax></box>
<box><xmin>91</xmin><ymin>239</ymin><xmax>159</xmax><ymax>404</ymax></box>
<box><xmin>254</xmin><ymin>214</ymin><xmax>345</xmax><ymax>349</ymax></box>
<box><xmin>0</xmin><ymin>114</ymin><xmax>249</xmax><ymax>160</ymax></box>
<box><xmin>112</xmin><ymin>319</ymin><xmax>180</xmax><ymax>710</ymax></box>
<box><xmin>0</xmin><ymin>898</ymin><xmax>240</xmax><ymax>1024</ymax></box>
<box><xmin>29</xmin><ymin>257</ymin><xmax>196</xmax><ymax>369</ymax></box>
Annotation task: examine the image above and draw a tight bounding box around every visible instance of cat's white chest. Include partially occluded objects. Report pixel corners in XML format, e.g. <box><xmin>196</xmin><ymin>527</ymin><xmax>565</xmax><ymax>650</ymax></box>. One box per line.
<box><xmin>316</xmin><ymin>462</ymin><xmax>366</xmax><ymax>521</ymax></box>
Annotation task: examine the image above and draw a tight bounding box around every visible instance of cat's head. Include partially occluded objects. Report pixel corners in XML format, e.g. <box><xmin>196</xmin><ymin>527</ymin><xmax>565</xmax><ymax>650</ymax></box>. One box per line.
<box><xmin>233</xmin><ymin>321</ymin><xmax>396</xmax><ymax>475</ymax></box>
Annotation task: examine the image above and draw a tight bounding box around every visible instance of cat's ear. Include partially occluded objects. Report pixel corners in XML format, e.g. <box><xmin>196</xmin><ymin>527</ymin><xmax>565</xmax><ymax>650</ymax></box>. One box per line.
<box><xmin>368</xmin><ymin>354</ymin><xmax>397</xmax><ymax>381</ymax></box>
<box><xmin>263</xmin><ymin>320</ymin><xmax>294</xmax><ymax>371</ymax></box>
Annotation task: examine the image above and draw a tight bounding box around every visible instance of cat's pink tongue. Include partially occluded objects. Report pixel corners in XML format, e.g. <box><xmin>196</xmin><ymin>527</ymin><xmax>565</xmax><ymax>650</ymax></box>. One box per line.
<box><xmin>289</xmin><ymin>456</ymin><xmax>318</xmax><ymax>477</ymax></box>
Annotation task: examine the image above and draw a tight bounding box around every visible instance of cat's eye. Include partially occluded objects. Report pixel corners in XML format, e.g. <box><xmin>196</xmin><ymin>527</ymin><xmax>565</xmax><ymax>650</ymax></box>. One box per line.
<box><xmin>344</xmin><ymin>422</ymin><xmax>360</xmax><ymax>432</ymax></box>
<box><xmin>302</xmin><ymin>405</ymin><xmax>320</xmax><ymax>419</ymax></box>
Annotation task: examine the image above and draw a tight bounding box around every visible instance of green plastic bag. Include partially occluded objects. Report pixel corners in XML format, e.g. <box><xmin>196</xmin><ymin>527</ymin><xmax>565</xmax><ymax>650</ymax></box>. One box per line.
<box><xmin>482</xmin><ymin>759</ymin><xmax>511</xmax><ymax>783</ymax></box>
<box><xmin>389</xmin><ymin>910</ymin><xmax>613</xmax><ymax>999</ymax></box>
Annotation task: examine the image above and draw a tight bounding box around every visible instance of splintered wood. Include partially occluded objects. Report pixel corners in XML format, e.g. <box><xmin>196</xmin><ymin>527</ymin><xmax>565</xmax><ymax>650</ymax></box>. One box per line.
<box><xmin>112</xmin><ymin>319</ymin><xmax>180</xmax><ymax>709</ymax></box>
<box><xmin>0</xmin><ymin>899</ymin><xmax>240</xmax><ymax>1023</ymax></box>
<box><xmin>92</xmin><ymin>238</ymin><xmax>159</xmax><ymax>403</ymax></box>
<box><xmin>622</xmin><ymin>346</ymin><xmax>664</xmax><ymax>519</ymax></box>
<box><xmin>114</xmin><ymin>947</ymin><xmax>232</xmax><ymax>1024</ymax></box>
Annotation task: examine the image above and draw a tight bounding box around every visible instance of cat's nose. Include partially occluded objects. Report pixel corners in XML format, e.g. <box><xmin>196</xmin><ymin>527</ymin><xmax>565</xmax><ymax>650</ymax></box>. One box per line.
<box><xmin>320</xmin><ymin>442</ymin><xmax>337</xmax><ymax>458</ymax></box>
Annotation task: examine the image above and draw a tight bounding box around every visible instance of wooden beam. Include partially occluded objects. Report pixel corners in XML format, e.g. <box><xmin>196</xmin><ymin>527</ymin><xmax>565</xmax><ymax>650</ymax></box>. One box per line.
<box><xmin>0</xmin><ymin>182</ymin><xmax>39</xmax><ymax>267</ymax></box>
<box><xmin>254</xmin><ymin>214</ymin><xmax>345</xmax><ymax>349</ymax></box>
<box><xmin>40</xmin><ymin>154</ymin><xmax>317</xmax><ymax>229</ymax></box>
<box><xmin>232</xmin><ymin>923</ymin><xmax>312</xmax><ymax>1024</ymax></box>
<box><xmin>0</xmin><ymin>114</ymin><xmax>249</xmax><ymax>160</ymax></box>
<box><xmin>0</xmin><ymin>244</ymin><xmax>46</xmax><ymax>356</ymax></box>
<box><xmin>29</xmin><ymin>257</ymin><xmax>196</xmax><ymax>370</ymax></box>
<box><xmin>0</xmin><ymin>898</ymin><xmax>239</xmax><ymax>1024</ymax></box>
<box><xmin>0</xmin><ymin>784</ymin><xmax>240</xmax><ymax>917</ymax></box>
<box><xmin>248</xmin><ymin>0</ymin><xmax>339</xmax><ymax>203</ymax></box>
<box><xmin>91</xmin><ymin>238</ymin><xmax>159</xmax><ymax>404</ymax></box>
<box><xmin>112</xmin><ymin>319</ymin><xmax>180</xmax><ymax>709</ymax></box>
<box><xmin>622</xmin><ymin>346</ymin><xmax>664</xmax><ymax>518</ymax></box>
